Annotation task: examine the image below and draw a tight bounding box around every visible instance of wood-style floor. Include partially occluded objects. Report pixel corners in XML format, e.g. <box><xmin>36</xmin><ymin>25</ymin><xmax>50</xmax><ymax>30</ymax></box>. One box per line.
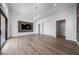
<box><xmin>1</xmin><ymin>34</ymin><xmax>79</xmax><ymax>55</ymax></box>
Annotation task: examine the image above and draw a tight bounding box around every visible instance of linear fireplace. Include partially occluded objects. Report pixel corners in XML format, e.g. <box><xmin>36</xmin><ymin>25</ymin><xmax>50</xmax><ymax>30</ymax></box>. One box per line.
<box><xmin>18</xmin><ymin>21</ymin><xmax>33</xmax><ymax>32</ymax></box>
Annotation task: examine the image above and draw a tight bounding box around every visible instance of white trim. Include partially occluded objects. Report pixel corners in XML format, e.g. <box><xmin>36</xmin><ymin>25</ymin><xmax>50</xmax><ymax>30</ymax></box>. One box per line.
<box><xmin>76</xmin><ymin>41</ymin><xmax>79</xmax><ymax>46</ymax></box>
<box><xmin>66</xmin><ymin>39</ymin><xmax>79</xmax><ymax>45</ymax></box>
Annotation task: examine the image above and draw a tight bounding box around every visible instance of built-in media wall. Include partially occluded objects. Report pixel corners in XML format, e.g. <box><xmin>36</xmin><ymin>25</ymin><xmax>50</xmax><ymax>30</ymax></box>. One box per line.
<box><xmin>18</xmin><ymin>21</ymin><xmax>33</xmax><ymax>32</ymax></box>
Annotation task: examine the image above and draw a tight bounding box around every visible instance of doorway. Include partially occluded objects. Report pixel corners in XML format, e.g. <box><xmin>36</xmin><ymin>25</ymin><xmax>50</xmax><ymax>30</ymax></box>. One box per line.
<box><xmin>56</xmin><ymin>20</ymin><xmax>66</xmax><ymax>39</ymax></box>
<box><xmin>38</xmin><ymin>24</ymin><xmax>40</xmax><ymax>35</ymax></box>
<box><xmin>0</xmin><ymin>8</ymin><xmax>8</xmax><ymax>49</ymax></box>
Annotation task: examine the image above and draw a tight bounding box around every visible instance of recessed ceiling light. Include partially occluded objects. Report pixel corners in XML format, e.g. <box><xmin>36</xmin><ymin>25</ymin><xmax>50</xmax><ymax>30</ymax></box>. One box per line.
<box><xmin>53</xmin><ymin>3</ymin><xmax>56</xmax><ymax>6</ymax></box>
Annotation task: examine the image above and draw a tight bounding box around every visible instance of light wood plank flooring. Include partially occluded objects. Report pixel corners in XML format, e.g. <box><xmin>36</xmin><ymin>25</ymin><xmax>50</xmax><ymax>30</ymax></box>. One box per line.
<box><xmin>1</xmin><ymin>34</ymin><xmax>79</xmax><ymax>55</ymax></box>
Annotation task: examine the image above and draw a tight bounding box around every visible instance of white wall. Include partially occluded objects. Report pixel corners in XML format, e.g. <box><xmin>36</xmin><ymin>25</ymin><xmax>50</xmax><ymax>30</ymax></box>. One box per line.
<box><xmin>43</xmin><ymin>20</ymin><xmax>56</xmax><ymax>37</ymax></box>
<box><xmin>36</xmin><ymin>6</ymin><xmax>77</xmax><ymax>42</ymax></box>
<box><xmin>9</xmin><ymin>10</ymin><xmax>36</xmax><ymax>37</ymax></box>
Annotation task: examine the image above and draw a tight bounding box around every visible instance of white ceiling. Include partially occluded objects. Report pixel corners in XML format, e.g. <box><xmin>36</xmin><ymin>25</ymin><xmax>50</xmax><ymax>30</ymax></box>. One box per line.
<box><xmin>6</xmin><ymin>3</ymin><xmax>76</xmax><ymax>20</ymax></box>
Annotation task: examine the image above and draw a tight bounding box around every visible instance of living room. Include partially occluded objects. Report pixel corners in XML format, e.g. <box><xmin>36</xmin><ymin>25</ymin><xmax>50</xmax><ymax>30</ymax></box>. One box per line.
<box><xmin>0</xmin><ymin>3</ymin><xmax>79</xmax><ymax>55</ymax></box>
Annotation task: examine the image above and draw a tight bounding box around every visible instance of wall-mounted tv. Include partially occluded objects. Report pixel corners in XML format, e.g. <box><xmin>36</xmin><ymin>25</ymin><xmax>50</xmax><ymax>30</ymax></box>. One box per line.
<box><xmin>18</xmin><ymin>21</ymin><xmax>33</xmax><ymax>32</ymax></box>
<box><xmin>21</xmin><ymin>24</ymin><xmax>32</xmax><ymax>30</ymax></box>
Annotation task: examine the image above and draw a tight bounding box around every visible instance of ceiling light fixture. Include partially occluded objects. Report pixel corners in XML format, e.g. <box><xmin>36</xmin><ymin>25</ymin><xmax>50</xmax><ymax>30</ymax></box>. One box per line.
<box><xmin>33</xmin><ymin>6</ymin><xmax>39</xmax><ymax>20</ymax></box>
<box><xmin>53</xmin><ymin>3</ymin><xmax>57</xmax><ymax>6</ymax></box>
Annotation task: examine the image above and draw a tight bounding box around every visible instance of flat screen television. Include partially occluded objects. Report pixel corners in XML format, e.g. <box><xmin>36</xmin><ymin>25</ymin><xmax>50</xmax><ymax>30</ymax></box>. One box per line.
<box><xmin>21</xmin><ymin>24</ymin><xmax>32</xmax><ymax>30</ymax></box>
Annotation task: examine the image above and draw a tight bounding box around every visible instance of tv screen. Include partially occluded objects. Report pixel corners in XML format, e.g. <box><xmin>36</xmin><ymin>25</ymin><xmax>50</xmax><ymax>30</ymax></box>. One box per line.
<box><xmin>21</xmin><ymin>24</ymin><xmax>31</xmax><ymax>30</ymax></box>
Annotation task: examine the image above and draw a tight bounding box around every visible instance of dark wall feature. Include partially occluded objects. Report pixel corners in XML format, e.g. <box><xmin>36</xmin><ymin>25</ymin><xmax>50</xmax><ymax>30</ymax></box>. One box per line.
<box><xmin>77</xmin><ymin>3</ymin><xmax>79</xmax><ymax>42</ymax></box>
<box><xmin>77</xmin><ymin>3</ymin><xmax>79</xmax><ymax>32</ymax></box>
<box><xmin>18</xmin><ymin>21</ymin><xmax>33</xmax><ymax>32</ymax></box>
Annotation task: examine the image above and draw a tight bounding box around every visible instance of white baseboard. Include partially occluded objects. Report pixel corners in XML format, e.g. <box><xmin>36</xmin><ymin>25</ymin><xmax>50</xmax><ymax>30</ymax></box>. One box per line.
<box><xmin>76</xmin><ymin>41</ymin><xmax>79</xmax><ymax>46</ymax></box>
<box><xmin>66</xmin><ymin>39</ymin><xmax>79</xmax><ymax>46</ymax></box>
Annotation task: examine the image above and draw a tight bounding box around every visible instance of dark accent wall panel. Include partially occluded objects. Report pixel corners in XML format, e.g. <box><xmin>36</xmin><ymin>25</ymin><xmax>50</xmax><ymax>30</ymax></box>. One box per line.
<box><xmin>18</xmin><ymin>21</ymin><xmax>33</xmax><ymax>32</ymax></box>
<box><xmin>77</xmin><ymin>3</ymin><xmax>79</xmax><ymax>42</ymax></box>
<box><xmin>77</xmin><ymin>4</ymin><xmax>79</xmax><ymax>32</ymax></box>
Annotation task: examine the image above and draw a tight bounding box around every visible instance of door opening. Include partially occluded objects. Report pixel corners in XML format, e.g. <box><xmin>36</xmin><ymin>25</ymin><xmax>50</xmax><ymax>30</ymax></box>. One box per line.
<box><xmin>38</xmin><ymin>24</ymin><xmax>40</xmax><ymax>35</ymax></box>
<box><xmin>56</xmin><ymin>20</ymin><xmax>66</xmax><ymax>39</ymax></box>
